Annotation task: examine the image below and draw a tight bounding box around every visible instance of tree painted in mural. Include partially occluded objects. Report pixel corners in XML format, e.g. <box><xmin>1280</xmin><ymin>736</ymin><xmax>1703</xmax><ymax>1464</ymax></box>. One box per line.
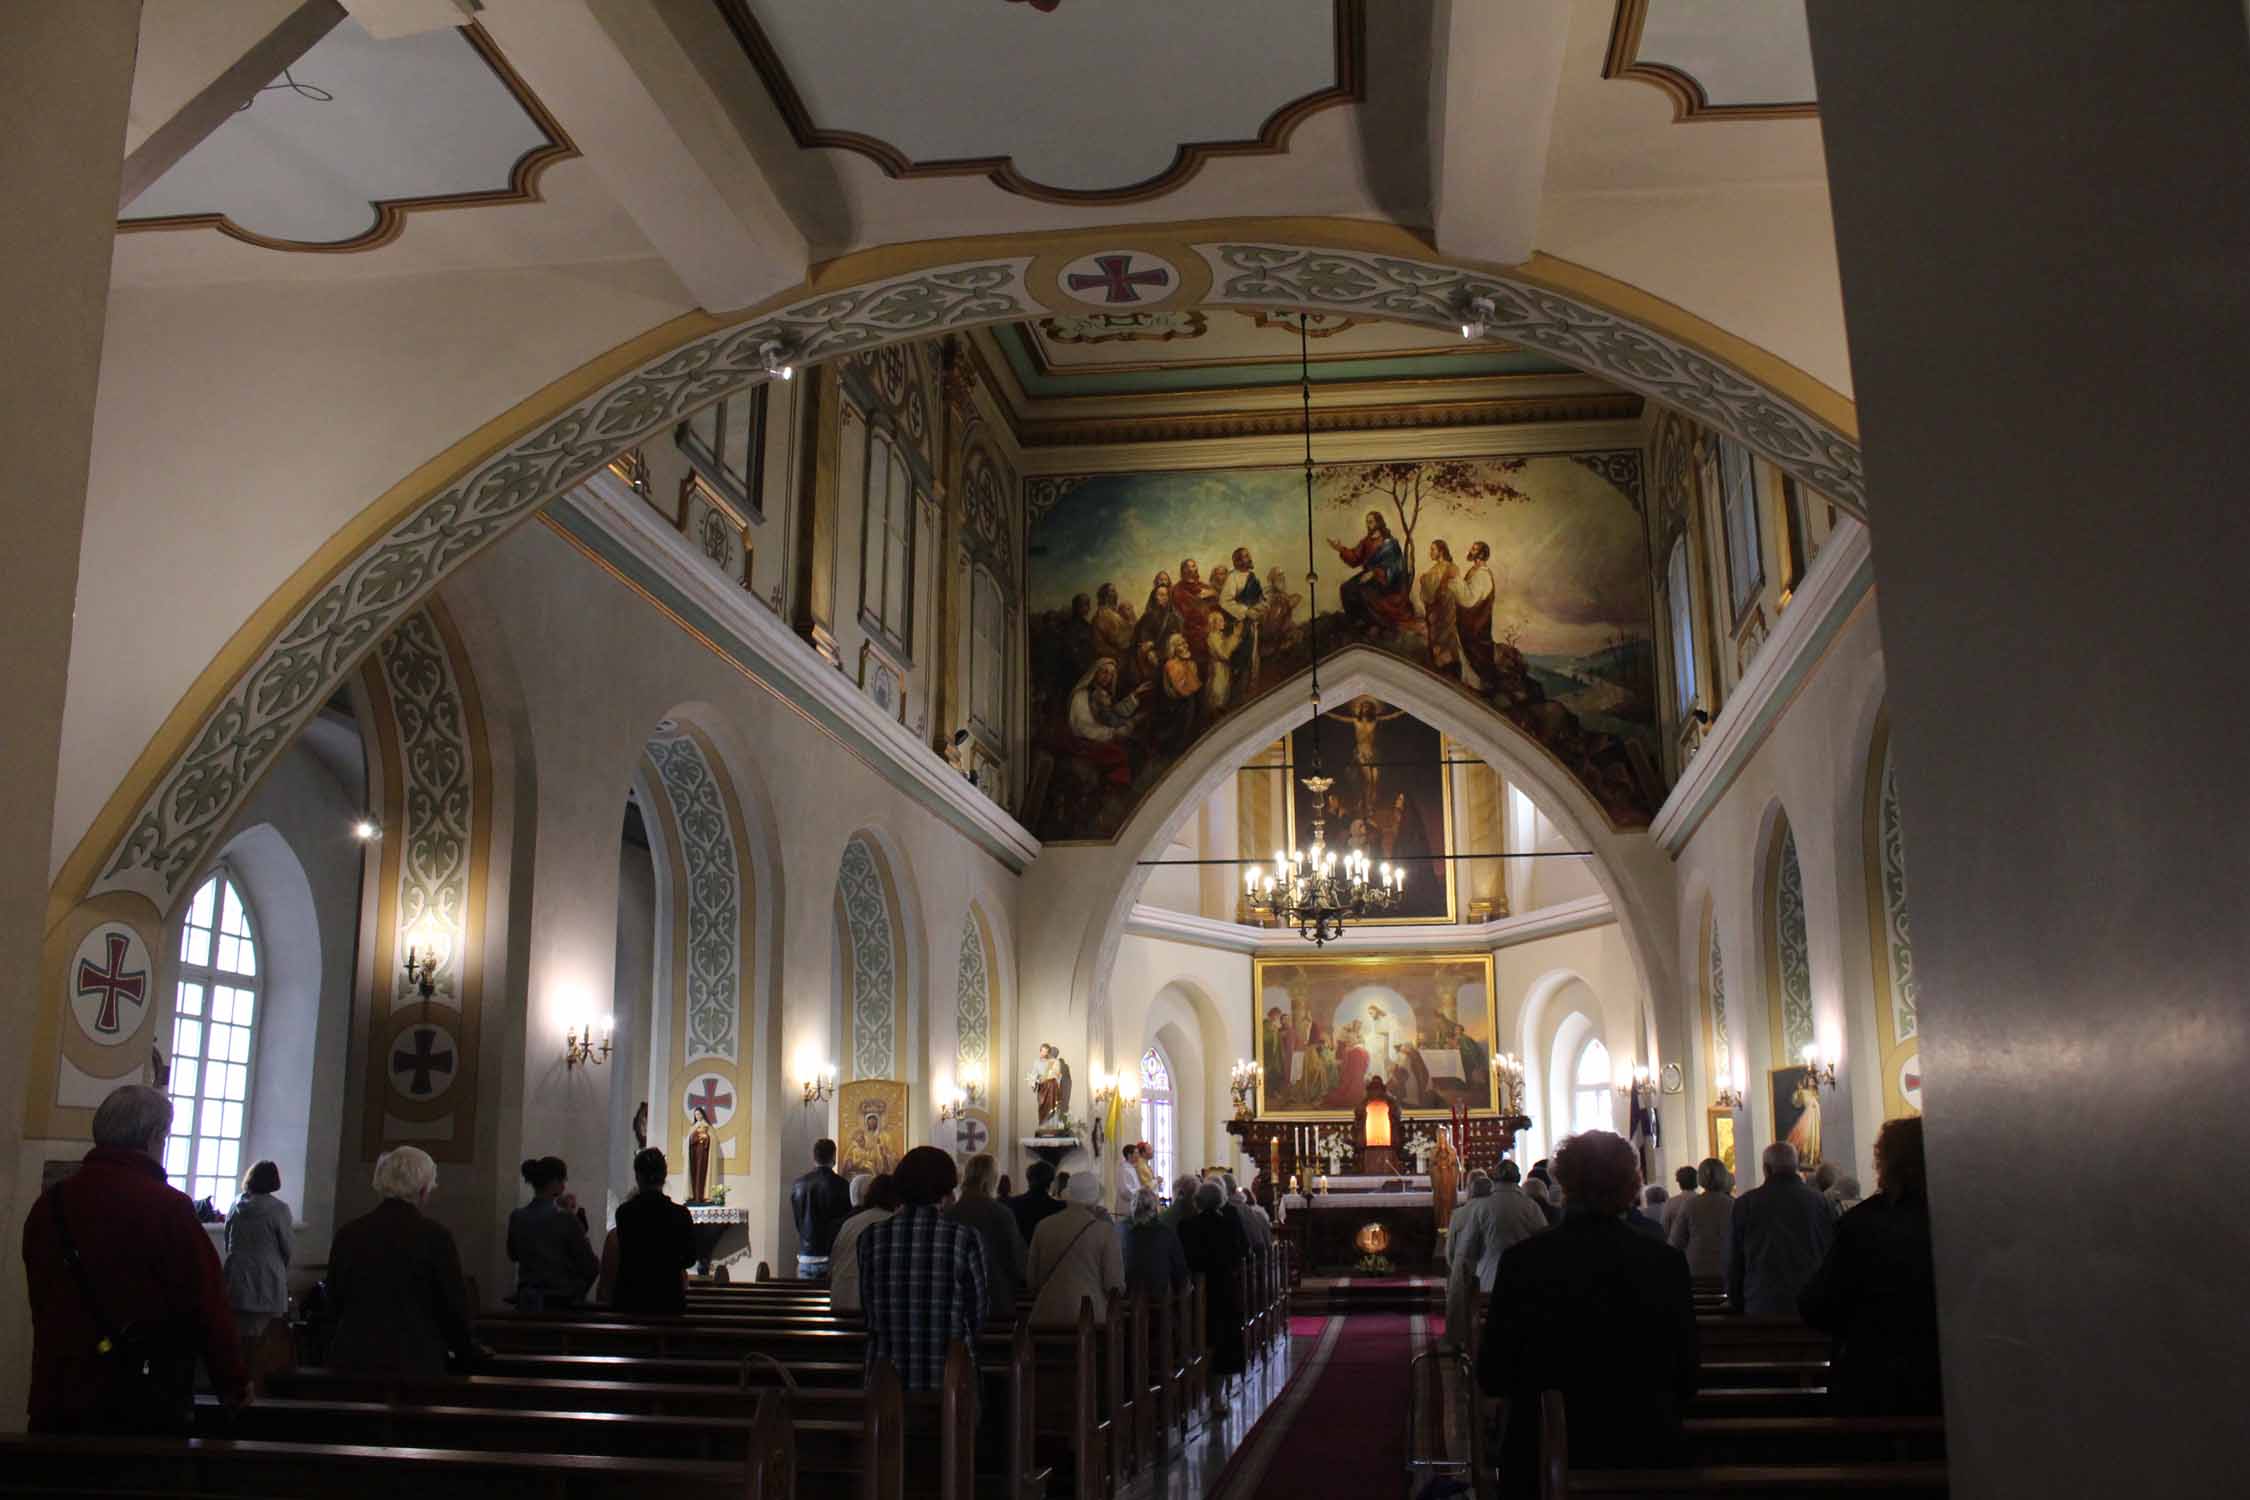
<box><xmin>1022</xmin><ymin>453</ymin><xmax>1661</xmax><ymax>842</ymax></box>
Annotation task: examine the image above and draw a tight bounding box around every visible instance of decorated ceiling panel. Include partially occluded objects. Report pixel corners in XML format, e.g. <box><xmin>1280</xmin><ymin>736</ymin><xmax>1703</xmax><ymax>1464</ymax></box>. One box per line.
<box><xmin>715</xmin><ymin>0</ymin><xmax>1362</xmax><ymax>203</ymax></box>
<box><xmin>121</xmin><ymin>20</ymin><xmax>574</xmax><ymax>252</ymax></box>
<box><xmin>1603</xmin><ymin>0</ymin><xmax>1818</xmax><ymax>121</ymax></box>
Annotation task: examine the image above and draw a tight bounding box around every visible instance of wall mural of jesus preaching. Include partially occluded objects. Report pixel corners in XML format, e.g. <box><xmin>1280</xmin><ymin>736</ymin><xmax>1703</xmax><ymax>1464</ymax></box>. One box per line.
<box><xmin>1254</xmin><ymin>952</ymin><xmax>1499</xmax><ymax>1118</ymax></box>
<box><xmin>1022</xmin><ymin>453</ymin><xmax>1662</xmax><ymax>845</ymax></box>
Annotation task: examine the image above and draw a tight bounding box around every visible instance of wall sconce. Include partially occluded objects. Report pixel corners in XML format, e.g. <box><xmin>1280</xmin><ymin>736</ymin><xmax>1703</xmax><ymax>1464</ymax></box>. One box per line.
<box><xmin>1799</xmin><ymin>1043</ymin><xmax>1839</xmax><ymax>1092</ymax></box>
<box><xmin>1228</xmin><ymin>1059</ymin><xmax>1263</xmax><ymax>1118</ymax></box>
<box><xmin>1089</xmin><ymin>1068</ymin><xmax>1118</xmax><ymax>1108</ymax></box>
<box><xmin>1616</xmin><ymin>1063</ymin><xmax>1652</xmax><ymax>1099</ymax></box>
<box><xmin>955</xmin><ymin>1062</ymin><xmax>986</xmax><ymax>1111</ymax></box>
<box><xmin>758</xmin><ymin>337</ymin><xmax>798</xmax><ymax>382</ymax></box>
<box><xmin>401</xmin><ymin>920</ymin><xmax>451</xmax><ymax>1001</ymax></box>
<box><xmin>800</xmin><ymin>1060</ymin><xmax>837</xmax><ymax>1107</ymax></box>
<box><xmin>565</xmin><ymin>1012</ymin><xmax>614</xmax><ymax>1070</ymax></box>
<box><xmin>352</xmin><ymin>818</ymin><xmax>381</xmax><ymax>842</ymax></box>
<box><xmin>1714</xmin><ymin>1065</ymin><xmax>1746</xmax><ymax>1110</ymax></box>
<box><xmin>1491</xmin><ymin>1052</ymin><xmax>1525</xmax><ymax>1115</ymax></box>
<box><xmin>1117</xmin><ymin>1069</ymin><xmax>1141</xmax><ymax>1108</ymax></box>
<box><xmin>937</xmin><ymin>1084</ymin><xmax>968</xmax><ymax>1125</ymax></box>
<box><xmin>1458</xmin><ymin>293</ymin><xmax>1497</xmax><ymax>341</ymax></box>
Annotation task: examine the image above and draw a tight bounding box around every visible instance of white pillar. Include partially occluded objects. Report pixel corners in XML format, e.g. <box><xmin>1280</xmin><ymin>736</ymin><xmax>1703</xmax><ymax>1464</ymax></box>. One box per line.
<box><xmin>1809</xmin><ymin>3</ymin><xmax>2250</xmax><ymax>1491</ymax></box>
<box><xmin>0</xmin><ymin>1</ymin><xmax>140</xmax><ymax>1431</ymax></box>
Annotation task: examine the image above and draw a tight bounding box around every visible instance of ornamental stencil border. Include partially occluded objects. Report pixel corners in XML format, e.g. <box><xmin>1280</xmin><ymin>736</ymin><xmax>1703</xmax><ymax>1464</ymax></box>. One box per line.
<box><xmin>93</xmin><ymin>258</ymin><xmax>1035</xmax><ymax>912</ymax></box>
<box><xmin>837</xmin><ymin>836</ymin><xmax>900</xmax><ymax>1081</ymax></box>
<box><xmin>645</xmin><ymin>722</ymin><xmax>745</xmax><ymax>1064</ymax></box>
<box><xmin>82</xmin><ymin>239</ymin><xmax>1863</xmax><ymax>917</ymax></box>
<box><xmin>1775</xmin><ymin>827</ymin><xmax>1814</xmax><ymax>1060</ymax></box>
<box><xmin>956</xmin><ymin>907</ymin><xmax>991</xmax><ymax>1085</ymax></box>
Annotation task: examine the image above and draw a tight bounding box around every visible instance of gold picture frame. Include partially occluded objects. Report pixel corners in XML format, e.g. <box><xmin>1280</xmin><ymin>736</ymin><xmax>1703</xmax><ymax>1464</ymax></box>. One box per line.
<box><xmin>838</xmin><ymin>1078</ymin><xmax>907</xmax><ymax>1179</ymax></box>
<box><xmin>1252</xmin><ymin>950</ymin><xmax>1499</xmax><ymax>1119</ymax></box>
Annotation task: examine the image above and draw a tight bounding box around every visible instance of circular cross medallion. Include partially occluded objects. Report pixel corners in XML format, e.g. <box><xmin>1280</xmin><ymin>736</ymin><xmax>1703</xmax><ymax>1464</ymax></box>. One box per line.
<box><xmin>69</xmin><ymin>923</ymin><xmax>152</xmax><ymax>1046</ymax></box>
<box><xmin>387</xmin><ymin>1021</ymin><xmax>460</xmax><ymax>1100</ymax></box>
<box><xmin>1058</xmin><ymin>250</ymin><xmax>1178</xmax><ymax>308</ymax></box>
<box><xmin>683</xmin><ymin>1072</ymin><xmax>738</xmax><ymax>1130</ymax></box>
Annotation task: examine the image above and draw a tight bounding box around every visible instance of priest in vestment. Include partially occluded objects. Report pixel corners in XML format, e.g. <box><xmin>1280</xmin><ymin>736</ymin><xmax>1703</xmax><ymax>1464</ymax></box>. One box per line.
<box><xmin>1355</xmin><ymin>1076</ymin><xmax>1401</xmax><ymax>1175</ymax></box>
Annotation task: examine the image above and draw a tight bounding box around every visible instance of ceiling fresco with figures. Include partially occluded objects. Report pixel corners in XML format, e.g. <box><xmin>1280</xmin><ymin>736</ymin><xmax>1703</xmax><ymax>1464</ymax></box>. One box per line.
<box><xmin>1024</xmin><ymin>451</ymin><xmax>1661</xmax><ymax>843</ymax></box>
<box><xmin>714</xmin><ymin>0</ymin><xmax>1363</xmax><ymax>202</ymax></box>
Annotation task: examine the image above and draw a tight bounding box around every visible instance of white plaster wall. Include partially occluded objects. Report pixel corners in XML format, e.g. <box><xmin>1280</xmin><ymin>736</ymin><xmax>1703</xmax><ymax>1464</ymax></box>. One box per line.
<box><xmin>55</xmin><ymin>255</ymin><xmax>698</xmax><ymax>879</ymax></box>
<box><xmin>210</xmin><ymin>738</ymin><xmax>364</xmax><ymax>1271</ymax></box>
<box><xmin>1104</xmin><ymin>935</ymin><xmax>1250</xmax><ymax>1182</ymax></box>
<box><xmin>454</xmin><ymin>515</ymin><xmax>1021</xmax><ymax>1272</ymax></box>
<box><xmin>1499</xmin><ymin>922</ymin><xmax>1644</xmax><ymax>1166</ymax></box>
<box><xmin>1669</xmin><ymin>598</ymin><xmax>1889</xmax><ymax>1185</ymax></box>
<box><xmin>607</xmin><ymin>831</ymin><xmax>657</xmax><ymax>1220</ymax></box>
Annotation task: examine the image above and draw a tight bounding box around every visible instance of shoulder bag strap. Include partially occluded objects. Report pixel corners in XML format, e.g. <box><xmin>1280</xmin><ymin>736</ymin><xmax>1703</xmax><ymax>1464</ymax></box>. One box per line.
<box><xmin>47</xmin><ymin>1182</ymin><xmax>124</xmax><ymax>1353</ymax></box>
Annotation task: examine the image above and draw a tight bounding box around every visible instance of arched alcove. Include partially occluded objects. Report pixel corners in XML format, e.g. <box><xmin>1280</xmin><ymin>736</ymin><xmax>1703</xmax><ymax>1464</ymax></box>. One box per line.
<box><xmin>1756</xmin><ymin>804</ymin><xmax>1824</xmax><ymax>1166</ymax></box>
<box><xmin>834</xmin><ymin>832</ymin><xmax>913</xmax><ymax>1091</ymax></box>
<box><xmin>1861</xmin><ymin>715</ymin><xmax>1921</xmax><ymax>1121</ymax></box>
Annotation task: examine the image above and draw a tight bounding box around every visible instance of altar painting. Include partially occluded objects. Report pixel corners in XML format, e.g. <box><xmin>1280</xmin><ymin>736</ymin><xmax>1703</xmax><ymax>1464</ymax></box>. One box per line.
<box><xmin>1024</xmin><ymin>453</ymin><xmax>1661</xmax><ymax>845</ymax></box>
<box><xmin>1282</xmin><ymin>696</ymin><xmax>1457</xmax><ymax>924</ymax></box>
<box><xmin>1254</xmin><ymin>952</ymin><xmax>1498</xmax><ymax>1118</ymax></box>
<box><xmin>838</xmin><ymin>1079</ymin><xmax>906</xmax><ymax>1178</ymax></box>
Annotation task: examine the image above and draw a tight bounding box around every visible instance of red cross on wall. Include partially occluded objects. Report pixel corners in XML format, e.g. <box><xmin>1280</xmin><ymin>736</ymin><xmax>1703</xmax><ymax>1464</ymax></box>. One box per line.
<box><xmin>1065</xmin><ymin>254</ymin><xmax>1171</xmax><ymax>305</ymax></box>
<box><xmin>76</xmin><ymin>933</ymin><xmax>147</xmax><ymax>1036</ymax></box>
<box><xmin>688</xmin><ymin>1077</ymin><xmax>734</xmax><ymax>1124</ymax></box>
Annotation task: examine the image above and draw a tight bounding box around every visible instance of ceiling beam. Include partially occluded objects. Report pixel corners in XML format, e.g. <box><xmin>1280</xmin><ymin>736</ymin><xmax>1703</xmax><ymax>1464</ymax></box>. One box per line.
<box><xmin>1428</xmin><ymin>0</ymin><xmax>1572</xmax><ymax>266</ymax></box>
<box><xmin>476</xmin><ymin>0</ymin><xmax>807</xmax><ymax>313</ymax></box>
<box><xmin>119</xmin><ymin>0</ymin><xmax>343</xmax><ymax>210</ymax></box>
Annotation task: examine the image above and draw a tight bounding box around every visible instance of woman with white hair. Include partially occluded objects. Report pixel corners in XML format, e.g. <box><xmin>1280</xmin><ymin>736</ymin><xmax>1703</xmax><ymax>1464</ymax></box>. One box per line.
<box><xmin>325</xmin><ymin>1146</ymin><xmax>479</xmax><ymax>1377</ymax></box>
<box><xmin>1027</xmin><ymin>1170</ymin><xmax>1126</xmax><ymax>1328</ymax></box>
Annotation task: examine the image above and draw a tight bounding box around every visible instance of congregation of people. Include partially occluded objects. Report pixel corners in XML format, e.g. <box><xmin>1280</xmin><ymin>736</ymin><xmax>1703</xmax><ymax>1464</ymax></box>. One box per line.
<box><xmin>1445</xmin><ymin>1120</ymin><xmax>1940</xmax><ymax>1481</ymax></box>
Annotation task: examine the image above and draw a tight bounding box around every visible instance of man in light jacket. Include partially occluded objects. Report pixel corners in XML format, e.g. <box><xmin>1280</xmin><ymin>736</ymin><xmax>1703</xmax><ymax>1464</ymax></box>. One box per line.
<box><xmin>1443</xmin><ymin>1163</ymin><xmax>1548</xmax><ymax>1349</ymax></box>
<box><xmin>1728</xmin><ymin>1142</ymin><xmax>1835</xmax><ymax>1316</ymax></box>
<box><xmin>1027</xmin><ymin>1172</ymin><xmax>1126</xmax><ymax>1328</ymax></box>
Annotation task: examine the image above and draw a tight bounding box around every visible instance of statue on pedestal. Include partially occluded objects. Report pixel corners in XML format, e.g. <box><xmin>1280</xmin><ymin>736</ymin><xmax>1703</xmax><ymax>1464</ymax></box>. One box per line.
<box><xmin>686</xmin><ymin>1106</ymin><xmax>715</xmax><ymax>1204</ymax></box>
<box><xmin>1030</xmin><ymin>1043</ymin><xmax>1073</xmax><ymax>1133</ymax></box>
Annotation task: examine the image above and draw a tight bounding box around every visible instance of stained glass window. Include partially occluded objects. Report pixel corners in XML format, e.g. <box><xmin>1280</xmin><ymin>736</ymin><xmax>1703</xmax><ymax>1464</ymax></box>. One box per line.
<box><xmin>1571</xmin><ymin>1037</ymin><xmax>1613</xmax><ymax>1136</ymax></box>
<box><xmin>1139</xmin><ymin>1046</ymin><xmax>1176</xmax><ymax>1190</ymax></box>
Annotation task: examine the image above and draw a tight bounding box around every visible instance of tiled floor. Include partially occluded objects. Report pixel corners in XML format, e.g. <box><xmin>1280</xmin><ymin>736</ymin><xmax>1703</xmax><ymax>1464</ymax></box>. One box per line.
<box><xmin>1116</xmin><ymin>1340</ymin><xmax>1301</xmax><ymax>1500</ymax></box>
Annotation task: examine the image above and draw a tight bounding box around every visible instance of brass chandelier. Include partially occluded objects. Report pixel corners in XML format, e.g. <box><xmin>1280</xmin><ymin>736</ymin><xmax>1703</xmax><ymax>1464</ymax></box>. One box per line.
<box><xmin>1243</xmin><ymin>316</ymin><xmax>1405</xmax><ymax>946</ymax></box>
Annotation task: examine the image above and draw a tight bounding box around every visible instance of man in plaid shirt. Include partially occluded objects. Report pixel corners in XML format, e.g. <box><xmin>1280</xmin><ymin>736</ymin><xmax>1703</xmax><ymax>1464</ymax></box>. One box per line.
<box><xmin>858</xmin><ymin>1146</ymin><xmax>989</xmax><ymax>1390</ymax></box>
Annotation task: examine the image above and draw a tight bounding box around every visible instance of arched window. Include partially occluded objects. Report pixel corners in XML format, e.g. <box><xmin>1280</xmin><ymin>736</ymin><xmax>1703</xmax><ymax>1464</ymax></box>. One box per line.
<box><xmin>1666</xmin><ymin>534</ymin><xmax>1699</xmax><ymax>719</ymax></box>
<box><xmin>170</xmin><ymin>868</ymin><xmax>261</xmax><ymax>1211</ymax></box>
<box><xmin>859</xmin><ymin>428</ymin><xmax>916</xmax><ymax>651</ymax></box>
<box><xmin>1139</xmin><ymin>1046</ymin><xmax>1176</xmax><ymax>1190</ymax></box>
<box><xmin>1571</xmin><ymin>1036</ymin><xmax>1613</xmax><ymax>1136</ymax></box>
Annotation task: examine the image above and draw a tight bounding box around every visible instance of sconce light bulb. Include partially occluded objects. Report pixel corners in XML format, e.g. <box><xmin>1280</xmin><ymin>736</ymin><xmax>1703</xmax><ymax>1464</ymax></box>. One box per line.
<box><xmin>353</xmin><ymin>819</ymin><xmax>379</xmax><ymax>841</ymax></box>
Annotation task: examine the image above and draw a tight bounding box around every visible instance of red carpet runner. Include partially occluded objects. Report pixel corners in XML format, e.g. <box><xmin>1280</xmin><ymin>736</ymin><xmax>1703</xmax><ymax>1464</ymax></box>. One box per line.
<box><xmin>1211</xmin><ymin>1312</ymin><xmax>1431</xmax><ymax>1500</ymax></box>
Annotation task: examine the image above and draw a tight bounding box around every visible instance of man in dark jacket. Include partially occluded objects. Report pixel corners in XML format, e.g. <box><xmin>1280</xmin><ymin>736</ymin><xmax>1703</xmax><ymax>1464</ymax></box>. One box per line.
<box><xmin>1799</xmin><ymin>1118</ymin><xmax>1942</xmax><ymax>1415</ymax></box>
<box><xmin>612</xmin><ymin>1147</ymin><xmax>696</xmax><ymax>1314</ymax></box>
<box><xmin>1728</xmin><ymin>1141</ymin><xmax>1835</xmax><ymax>1316</ymax></box>
<box><xmin>790</xmin><ymin>1138</ymin><xmax>855</xmax><ymax>1280</ymax></box>
<box><xmin>1006</xmin><ymin>1159</ymin><xmax>1067</xmax><ymax>1246</ymax></box>
<box><xmin>22</xmin><ymin>1085</ymin><xmax>247</xmax><ymax>1433</ymax></box>
<box><xmin>1479</xmin><ymin>1130</ymin><xmax>1697</xmax><ymax>1489</ymax></box>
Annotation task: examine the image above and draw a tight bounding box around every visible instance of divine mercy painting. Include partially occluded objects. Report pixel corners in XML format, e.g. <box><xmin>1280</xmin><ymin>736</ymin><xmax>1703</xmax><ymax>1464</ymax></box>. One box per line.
<box><xmin>1254</xmin><ymin>952</ymin><xmax>1498</xmax><ymax>1118</ymax></box>
<box><xmin>1023</xmin><ymin>453</ymin><xmax>1661</xmax><ymax>844</ymax></box>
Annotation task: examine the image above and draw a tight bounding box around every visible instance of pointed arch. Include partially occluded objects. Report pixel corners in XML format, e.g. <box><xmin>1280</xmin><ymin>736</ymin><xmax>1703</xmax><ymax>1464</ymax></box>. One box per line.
<box><xmin>835</xmin><ymin>832</ymin><xmax>910</xmax><ymax>1083</ymax></box>
<box><xmin>1699</xmin><ymin>892</ymin><xmax>1735</xmax><ymax>1097</ymax></box>
<box><xmin>955</xmin><ymin>901</ymin><xmax>1001</xmax><ymax>1132</ymax></box>
<box><xmin>637</xmin><ymin>715</ymin><xmax>759</xmax><ymax>1173</ymax></box>
<box><xmin>1862</xmin><ymin>714</ymin><xmax>1921</xmax><ymax>1117</ymax></box>
<box><xmin>1759</xmin><ymin>805</ymin><xmax>1815</xmax><ymax>1074</ymax></box>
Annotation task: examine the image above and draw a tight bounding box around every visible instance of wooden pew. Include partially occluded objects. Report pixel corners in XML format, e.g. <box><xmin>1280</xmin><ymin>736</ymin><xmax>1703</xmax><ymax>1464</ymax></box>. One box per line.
<box><xmin>1513</xmin><ymin>1390</ymin><xmax>1949</xmax><ymax>1498</ymax></box>
<box><xmin>0</xmin><ymin>1387</ymin><xmax>793</xmax><ymax>1499</ymax></box>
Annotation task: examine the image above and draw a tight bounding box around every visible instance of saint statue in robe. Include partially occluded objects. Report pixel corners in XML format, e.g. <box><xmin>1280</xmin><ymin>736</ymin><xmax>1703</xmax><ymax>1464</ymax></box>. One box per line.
<box><xmin>686</xmin><ymin>1107</ymin><xmax>715</xmax><ymax>1203</ymax></box>
<box><xmin>1354</xmin><ymin>1076</ymin><xmax>1401</xmax><ymax>1175</ymax></box>
<box><xmin>1429</xmin><ymin>1128</ymin><xmax>1460</xmax><ymax>1236</ymax></box>
<box><xmin>1032</xmin><ymin>1043</ymin><xmax>1072</xmax><ymax>1131</ymax></box>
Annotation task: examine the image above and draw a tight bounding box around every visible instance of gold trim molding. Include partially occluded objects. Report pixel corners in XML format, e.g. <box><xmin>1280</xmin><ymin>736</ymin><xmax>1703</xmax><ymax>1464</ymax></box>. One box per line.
<box><xmin>49</xmin><ymin>218</ymin><xmax>1861</xmax><ymax>947</ymax></box>
<box><xmin>1601</xmin><ymin>1</ymin><xmax>1820</xmax><ymax>124</ymax></box>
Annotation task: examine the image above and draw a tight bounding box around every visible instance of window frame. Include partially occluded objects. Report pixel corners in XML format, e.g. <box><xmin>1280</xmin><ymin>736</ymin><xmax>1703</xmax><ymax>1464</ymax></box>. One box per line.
<box><xmin>675</xmin><ymin>386</ymin><xmax>768</xmax><ymax>524</ymax></box>
<box><xmin>1138</xmin><ymin>1045</ymin><xmax>1177</xmax><ymax>1192</ymax></box>
<box><xmin>1570</xmin><ymin>1035</ymin><xmax>1613</xmax><ymax>1138</ymax></box>
<box><xmin>1719</xmin><ymin>438</ymin><xmax>1765</xmax><ymax>627</ymax></box>
<box><xmin>967</xmin><ymin>563</ymin><xmax>1009</xmax><ymax>749</ymax></box>
<box><xmin>856</xmin><ymin>422</ymin><xmax>918</xmax><ymax>659</ymax></box>
<box><xmin>1665</xmin><ymin>533</ymin><xmax>1699</xmax><ymax>722</ymax></box>
<box><xmin>168</xmin><ymin>865</ymin><xmax>264</xmax><ymax>1213</ymax></box>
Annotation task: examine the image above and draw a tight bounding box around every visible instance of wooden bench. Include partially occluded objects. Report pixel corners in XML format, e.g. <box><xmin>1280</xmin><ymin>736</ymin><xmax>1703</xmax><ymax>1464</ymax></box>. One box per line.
<box><xmin>1467</xmin><ymin>1391</ymin><xmax>1947</xmax><ymax>1499</ymax></box>
<box><xmin>0</xmin><ymin>1388</ymin><xmax>791</xmax><ymax>1499</ymax></box>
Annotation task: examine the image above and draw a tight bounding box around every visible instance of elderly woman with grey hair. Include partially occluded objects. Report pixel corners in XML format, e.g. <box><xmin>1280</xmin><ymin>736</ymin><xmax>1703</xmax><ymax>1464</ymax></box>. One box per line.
<box><xmin>1668</xmin><ymin>1156</ymin><xmax>1735</xmax><ymax>1282</ymax></box>
<box><xmin>1120</xmin><ymin>1187</ymin><xmax>1191</xmax><ymax>1300</ymax></box>
<box><xmin>1028</xmin><ymin>1171</ymin><xmax>1127</xmax><ymax>1328</ymax></box>
<box><xmin>1176</xmin><ymin>1179</ymin><xmax>1251</xmax><ymax>1414</ymax></box>
<box><xmin>325</xmin><ymin>1146</ymin><xmax>481</xmax><ymax>1377</ymax></box>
